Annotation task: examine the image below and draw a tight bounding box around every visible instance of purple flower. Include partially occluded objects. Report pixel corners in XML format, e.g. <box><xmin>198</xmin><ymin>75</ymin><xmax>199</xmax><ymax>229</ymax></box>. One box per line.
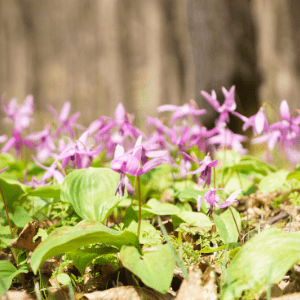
<box><xmin>48</xmin><ymin>102</ymin><xmax>85</xmax><ymax>138</ymax></box>
<box><xmin>32</xmin><ymin>156</ymin><xmax>65</xmax><ymax>184</ymax></box>
<box><xmin>233</xmin><ymin>107</ymin><xmax>268</xmax><ymax>135</ymax></box>
<box><xmin>1</xmin><ymin>129</ymin><xmax>34</xmax><ymax>156</ymax></box>
<box><xmin>198</xmin><ymin>188</ymin><xmax>243</xmax><ymax>217</ymax></box>
<box><xmin>19</xmin><ymin>170</ymin><xmax>52</xmax><ymax>189</ymax></box>
<box><xmin>2</xmin><ymin>94</ymin><xmax>34</xmax><ymax>131</ymax></box>
<box><xmin>157</xmin><ymin>100</ymin><xmax>206</xmax><ymax>124</ymax></box>
<box><xmin>56</xmin><ymin>131</ymin><xmax>93</xmax><ymax>169</ymax></box>
<box><xmin>27</xmin><ymin>124</ymin><xmax>56</xmax><ymax>161</ymax></box>
<box><xmin>110</xmin><ymin>143</ymin><xmax>142</xmax><ymax>197</ymax></box>
<box><xmin>252</xmin><ymin>100</ymin><xmax>300</xmax><ymax>150</ymax></box>
<box><xmin>183</xmin><ymin>153</ymin><xmax>218</xmax><ymax>188</ymax></box>
<box><xmin>111</xmin><ymin>136</ymin><xmax>168</xmax><ymax>197</ymax></box>
<box><xmin>207</xmin><ymin>124</ymin><xmax>248</xmax><ymax>155</ymax></box>
<box><xmin>111</xmin><ymin>103</ymin><xmax>147</xmax><ymax>146</ymax></box>
<box><xmin>201</xmin><ymin>86</ymin><xmax>236</xmax><ymax>125</ymax></box>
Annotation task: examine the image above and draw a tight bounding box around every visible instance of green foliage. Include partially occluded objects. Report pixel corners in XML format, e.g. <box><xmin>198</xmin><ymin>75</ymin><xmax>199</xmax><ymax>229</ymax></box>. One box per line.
<box><xmin>172</xmin><ymin>211</ymin><xmax>213</xmax><ymax>229</ymax></box>
<box><xmin>0</xmin><ymin>261</ymin><xmax>29</xmax><ymax>295</ymax></box>
<box><xmin>214</xmin><ymin>207</ymin><xmax>241</xmax><ymax>244</ymax></box>
<box><xmin>30</xmin><ymin>219</ymin><xmax>140</xmax><ymax>274</ymax></box>
<box><xmin>258</xmin><ymin>170</ymin><xmax>289</xmax><ymax>192</ymax></box>
<box><xmin>120</xmin><ymin>244</ymin><xmax>175</xmax><ymax>294</ymax></box>
<box><xmin>222</xmin><ymin>229</ymin><xmax>300</xmax><ymax>300</ymax></box>
<box><xmin>61</xmin><ymin>167</ymin><xmax>125</xmax><ymax>223</ymax></box>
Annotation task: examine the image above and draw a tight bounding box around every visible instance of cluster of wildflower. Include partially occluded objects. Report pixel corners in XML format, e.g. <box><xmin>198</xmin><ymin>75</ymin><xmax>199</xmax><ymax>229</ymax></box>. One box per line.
<box><xmin>1</xmin><ymin>86</ymin><xmax>299</xmax><ymax>203</ymax></box>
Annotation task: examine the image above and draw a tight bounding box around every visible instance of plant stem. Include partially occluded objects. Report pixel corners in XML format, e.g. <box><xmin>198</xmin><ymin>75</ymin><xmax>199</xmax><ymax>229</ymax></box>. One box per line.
<box><xmin>137</xmin><ymin>176</ymin><xmax>142</xmax><ymax>242</ymax></box>
<box><xmin>0</xmin><ymin>185</ymin><xmax>14</xmax><ymax>239</ymax></box>
<box><xmin>228</xmin><ymin>206</ymin><xmax>243</xmax><ymax>245</ymax></box>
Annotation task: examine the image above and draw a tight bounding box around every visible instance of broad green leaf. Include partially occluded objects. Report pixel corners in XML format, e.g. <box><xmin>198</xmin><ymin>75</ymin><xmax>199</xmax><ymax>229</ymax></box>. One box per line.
<box><xmin>286</xmin><ymin>170</ymin><xmax>300</xmax><ymax>181</ymax></box>
<box><xmin>0</xmin><ymin>177</ymin><xmax>29</xmax><ymax>210</ymax></box>
<box><xmin>139</xmin><ymin>164</ymin><xmax>173</xmax><ymax>199</ymax></box>
<box><xmin>61</xmin><ymin>167</ymin><xmax>124</xmax><ymax>223</ymax></box>
<box><xmin>126</xmin><ymin>221</ymin><xmax>161</xmax><ymax>245</ymax></box>
<box><xmin>222</xmin><ymin>229</ymin><xmax>300</xmax><ymax>300</ymax></box>
<box><xmin>132</xmin><ymin>199</ymin><xmax>180</xmax><ymax>217</ymax></box>
<box><xmin>224</xmin><ymin>173</ymin><xmax>254</xmax><ymax>195</ymax></box>
<box><xmin>0</xmin><ymin>226</ymin><xmax>17</xmax><ymax>247</ymax></box>
<box><xmin>57</xmin><ymin>273</ymin><xmax>71</xmax><ymax>285</ymax></box>
<box><xmin>214</xmin><ymin>207</ymin><xmax>241</xmax><ymax>244</ymax></box>
<box><xmin>10</xmin><ymin>207</ymin><xmax>32</xmax><ymax>228</ymax></box>
<box><xmin>173</xmin><ymin>180</ymin><xmax>200</xmax><ymax>192</ymax></box>
<box><xmin>25</xmin><ymin>184</ymin><xmax>61</xmax><ymax>199</ymax></box>
<box><xmin>0</xmin><ymin>261</ymin><xmax>29</xmax><ymax>295</ymax></box>
<box><xmin>30</xmin><ymin>219</ymin><xmax>139</xmax><ymax>274</ymax></box>
<box><xmin>124</xmin><ymin>206</ymin><xmax>139</xmax><ymax>228</ymax></box>
<box><xmin>68</xmin><ymin>246</ymin><xmax>119</xmax><ymax>275</ymax></box>
<box><xmin>175</xmin><ymin>189</ymin><xmax>203</xmax><ymax>202</ymax></box>
<box><xmin>258</xmin><ymin>170</ymin><xmax>289</xmax><ymax>192</ymax></box>
<box><xmin>172</xmin><ymin>212</ymin><xmax>213</xmax><ymax>229</ymax></box>
<box><xmin>120</xmin><ymin>244</ymin><xmax>175</xmax><ymax>293</ymax></box>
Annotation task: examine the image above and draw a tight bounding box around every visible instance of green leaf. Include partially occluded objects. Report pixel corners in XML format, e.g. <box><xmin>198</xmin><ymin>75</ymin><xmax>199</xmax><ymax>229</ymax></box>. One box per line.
<box><xmin>25</xmin><ymin>184</ymin><xmax>61</xmax><ymax>199</ymax></box>
<box><xmin>60</xmin><ymin>167</ymin><xmax>124</xmax><ymax>223</ymax></box>
<box><xmin>0</xmin><ymin>226</ymin><xmax>17</xmax><ymax>247</ymax></box>
<box><xmin>222</xmin><ymin>229</ymin><xmax>300</xmax><ymax>300</ymax></box>
<box><xmin>57</xmin><ymin>273</ymin><xmax>71</xmax><ymax>285</ymax></box>
<box><xmin>172</xmin><ymin>212</ymin><xmax>213</xmax><ymax>229</ymax></box>
<box><xmin>0</xmin><ymin>177</ymin><xmax>29</xmax><ymax>210</ymax></box>
<box><xmin>30</xmin><ymin>219</ymin><xmax>139</xmax><ymax>274</ymax></box>
<box><xmin>286</xmin><ymin>170</ymin><xmax>300</xmax><ymax>181</ymax></box>
<box><xmin>224</xmin><ymin>173</ymin><xmax>254</xmax><ymax>195</ymax></box>
<box><xmin>68</xmin><ymin>246</ymin><xmax>119</xmax><ymax>275</ymax></box>
<box><xmin>258</xmin><ymin>170</ymin><xmax>289</xmax><ymax>192</ymax></box>
<box><xmin>0</xmin><ymin>261</ymin><xmax>29</xmax><ymax>295</ymax></box>
<box><xmin>214</xmin><ymin>207</ymin><xmax>241</xmax><ymax>244</ymax></box>
<box><xmin>126</xmin><ymin>221</ymin><xmax>161</xmax><ymax>245</ymax></box>
<box><xmin>120</xmin><ymin>244</ymin><xmax>175</xmax><ymax>294</ymax></box>
<box><xmin>175</xmin><ymin>189</ymin><xmax>203</xmax><ymax>202</ymax></box>
<box><xmin>131</xmin><ymin>199</ymin><xmax>180</xmax><ymax>218</ymax></box>
<box><xmin>10</xmin><ymin>207</ymin><xmax>32</xmax><ymax>228</ymax></box>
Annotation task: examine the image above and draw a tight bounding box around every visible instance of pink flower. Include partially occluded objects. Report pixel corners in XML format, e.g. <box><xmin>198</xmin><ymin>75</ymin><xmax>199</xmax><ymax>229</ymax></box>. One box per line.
<box><xmin>198</xmin><ymin>188</ymin><xmax>243</xmax><ymax>217</ymax></box>
<box><xmin>201</xmin><ymin>86</ymin><xmax>237</xmax><ymax>125</ymax></box>
<box><xmin>157</xmin><ymin>100</ymin><xmax>206</xmax><ymax>124</ymax></box>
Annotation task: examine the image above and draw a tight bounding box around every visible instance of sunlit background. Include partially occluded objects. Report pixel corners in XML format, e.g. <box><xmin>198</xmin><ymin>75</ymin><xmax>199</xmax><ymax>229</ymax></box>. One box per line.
<box><xmin>1</xmin><ymin>0</ymin><xmax>300</xmax><ymax>134</ymax></box>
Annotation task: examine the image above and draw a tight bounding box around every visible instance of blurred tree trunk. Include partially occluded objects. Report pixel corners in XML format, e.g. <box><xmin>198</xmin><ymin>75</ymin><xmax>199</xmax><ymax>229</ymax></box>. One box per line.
<box><xmin>252</xmin><ymin>0</ymin><xmax>300</xmax><ymax>122</ymax></box>
<box><xmin>1</xmin><ymin>0</ymin><xmax>300</xmax><ymax>135</ymax></box>
<box><xmin>0</xmin><ymin>0</ymin><xmax>193</xmax><ymax>130</ymax></box>
<box><xmin>187</xmin><ymin>0</ymin><xmax>261</xmax><ymax>130</ymax></box>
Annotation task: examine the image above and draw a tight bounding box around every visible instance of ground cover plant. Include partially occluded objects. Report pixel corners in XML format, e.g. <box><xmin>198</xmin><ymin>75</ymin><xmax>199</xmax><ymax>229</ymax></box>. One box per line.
<box><xmin>1</xmin><ymin>87</ymin><xmax>300</xmax><ymax>299</ymax></box>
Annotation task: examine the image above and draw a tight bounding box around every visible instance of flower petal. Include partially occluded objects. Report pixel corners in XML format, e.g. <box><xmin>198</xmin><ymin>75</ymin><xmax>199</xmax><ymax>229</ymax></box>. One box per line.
<box><xmin>280</xmin><ymin>100</ymin><xmax>290</xmax><ymax>121</ymax></box>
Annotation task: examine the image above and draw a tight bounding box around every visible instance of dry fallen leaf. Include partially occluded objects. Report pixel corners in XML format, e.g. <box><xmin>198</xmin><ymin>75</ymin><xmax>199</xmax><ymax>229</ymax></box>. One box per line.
<box><xmin>9</xmin><ymin>221</ymin><xmax>41</xmax><ymax>252</ymax></box>
<box><xmin>175</xmin><ymin>267</ymin><xmax>217</xmax><ymax>300</ymax></box>
<box><xmin>271</xmin><ymin>293</ymin><xmax>300</xmax><ymax>300</ymax></box>
<box><xmin>82</xmin><ymin>286</ymin><xmax>174</xmax><ymax>300</ymax></box>
<box><xmin>0</xmin><ymin>291</ymin><xmax>34</xmax><ymax>300</ymax></box>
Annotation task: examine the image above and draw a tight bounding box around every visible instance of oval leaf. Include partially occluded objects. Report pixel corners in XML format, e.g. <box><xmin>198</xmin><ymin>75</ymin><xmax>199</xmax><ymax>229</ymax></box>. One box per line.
<box><xmin>214</xmin><ymin>207</ymin><xmax>241</xmax><ymax>244</ymax></box>
<box><xmin>222</xmin><ymin>229</ymin><xmax>300</xmax><ymax>300</ymax></box>
<box><xmin>120</xmin><ymin>244</ymin><xmax>175</xmax><ymax>294</ymax></box>
<box><xmin>30</xmin><ymin>219</ymin><xmax>139</xmax><ymax>274</ymax></box>
<box><xmin>172</xmin><ymin>212</ymin><xmax>213</xmax><ymax>229</ymax></box>
<box><xmin>61</xmin><ymin>167</ymin><xmax>123</xmax><ymax>222</ymax></box>
<box><xmin>258</xmin><ymin>170</ymin><xmax>289</xmax><ymax>192</ymax></box>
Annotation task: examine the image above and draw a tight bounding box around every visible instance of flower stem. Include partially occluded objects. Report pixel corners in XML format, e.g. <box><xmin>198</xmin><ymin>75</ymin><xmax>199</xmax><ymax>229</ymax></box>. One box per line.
<box><xmin>228</xmin><ymin>206</ymin><xmax>243</xmax><ymax>245</ymax></box>
<box><xmin>137</xmin><ymin>176</ymin><xmax>142</xmax><ymax>242</ymax></box>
